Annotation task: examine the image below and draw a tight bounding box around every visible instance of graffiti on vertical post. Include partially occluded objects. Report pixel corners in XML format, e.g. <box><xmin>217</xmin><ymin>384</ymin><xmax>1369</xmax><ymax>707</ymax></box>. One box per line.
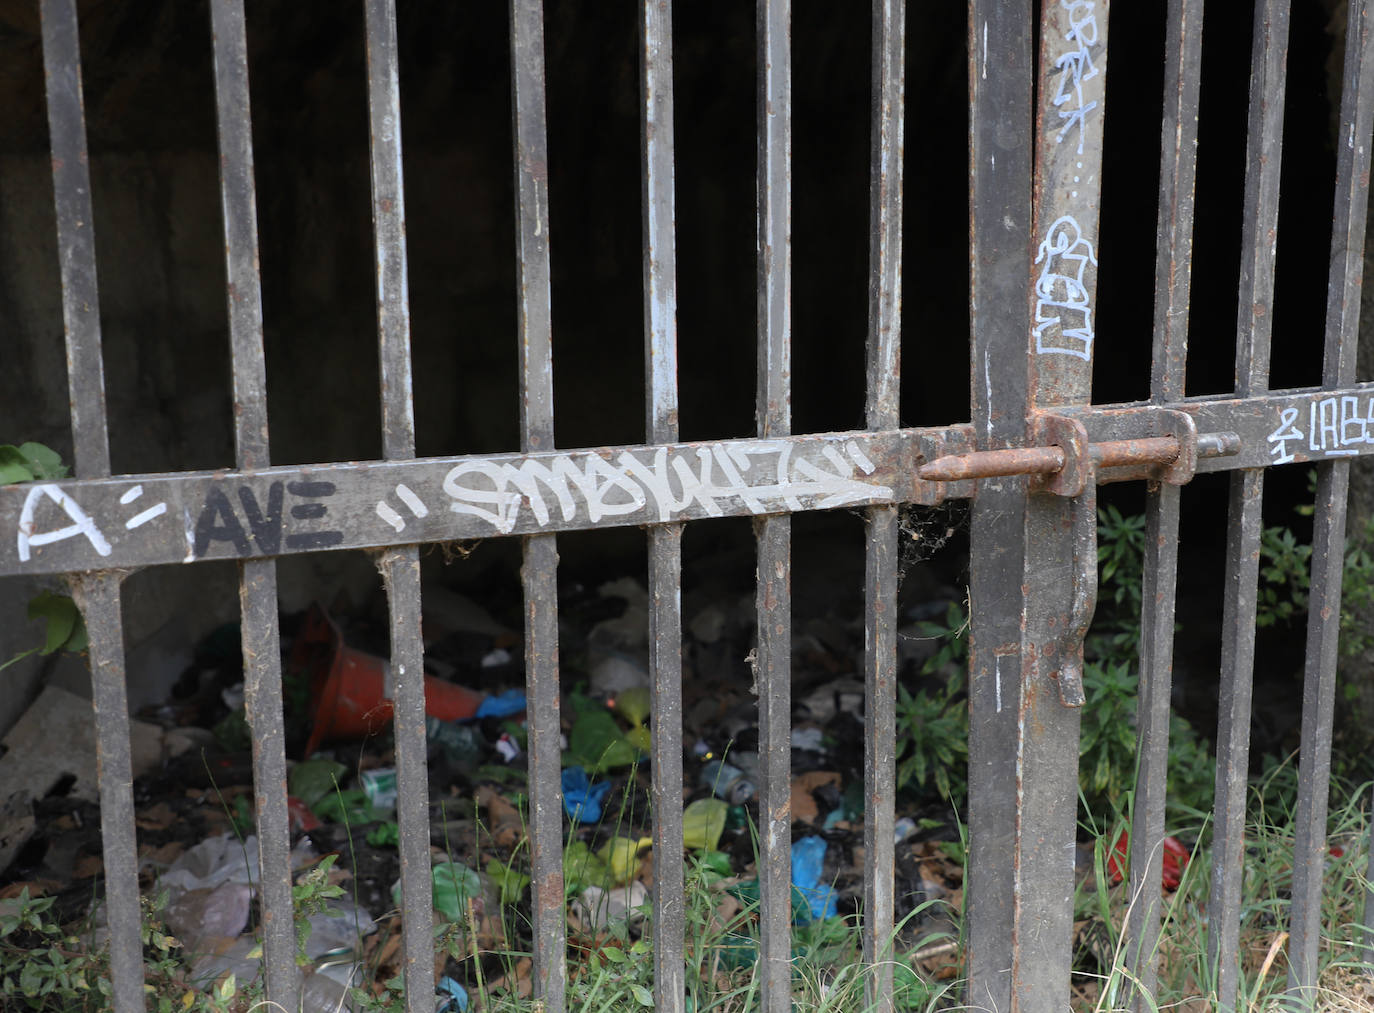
<box><xmin>1053</xmin><ymin>1</ymin><xmax>1099</xmax><ymax>155</ymax></box>
<box><xmin>1033</xmin><ymin>216</ymin><xmax>1098</xmax><ymax>360</ymax></box>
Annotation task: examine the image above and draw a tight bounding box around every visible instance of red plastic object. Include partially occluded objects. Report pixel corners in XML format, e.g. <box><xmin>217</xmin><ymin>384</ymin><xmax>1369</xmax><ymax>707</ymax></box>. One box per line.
<box><xmin>1106</xmin><ymin>829</ymin><xmax>1190</xmax><ymax>891</ymax></box>
<box><xmin>287</xmin><ymin>796</ymin><xmax>321</xmax><ymax>833</ymax></box>
<box><xmin>298</xmin><ymin>604</ymin><xmax>486</xmax><ymax>756</ymax></box>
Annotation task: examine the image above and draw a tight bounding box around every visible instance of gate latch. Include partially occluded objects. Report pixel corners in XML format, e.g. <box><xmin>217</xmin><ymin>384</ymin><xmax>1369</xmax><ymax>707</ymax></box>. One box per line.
<box><xmin>917</xmin><ymin>411</ymin><xmax>1239</xmax><ymax>708</ymax></box>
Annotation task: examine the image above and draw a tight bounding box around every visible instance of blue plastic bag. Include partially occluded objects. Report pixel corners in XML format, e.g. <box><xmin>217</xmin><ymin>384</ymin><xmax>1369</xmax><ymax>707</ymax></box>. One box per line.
<box><xmin>561</xmin><ymin>766</ymin><xmax>612</xmax><ymax>824</ymax></box>
<box><xmin>791</xmin><ymin>836</ymin><xmax>837</xmax><ymax>923</ymax></box>
<box><xmin>436</xmin><ymin>975</ymin><xmax>469</xmax><ymax>1011</ymax></box>
<box><xmin>475</xmin><ymin>688</ymin><xmax>527</xmax><ymax>720</ymax></box>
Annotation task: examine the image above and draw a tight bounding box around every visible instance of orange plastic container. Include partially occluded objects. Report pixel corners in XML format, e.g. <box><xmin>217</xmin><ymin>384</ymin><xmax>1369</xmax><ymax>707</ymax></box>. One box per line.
<box><xmin>300</xmin><ymin>605</ymin><xmax>486</xmax><ymax>756</ymax></box>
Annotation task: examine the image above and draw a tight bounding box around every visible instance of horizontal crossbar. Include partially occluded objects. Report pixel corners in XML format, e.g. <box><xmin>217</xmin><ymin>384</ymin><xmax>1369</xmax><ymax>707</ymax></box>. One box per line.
<box><xmin>4</xmin><ymin>382</ymin><xmax>1373</xmax><ymax>576</ymax></box>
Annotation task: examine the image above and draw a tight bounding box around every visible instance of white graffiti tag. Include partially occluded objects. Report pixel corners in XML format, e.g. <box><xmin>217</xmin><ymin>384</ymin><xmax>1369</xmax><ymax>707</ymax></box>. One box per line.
<box><xmin>1053</xmin><ymin>0</ymin><xmax>1099</xmax><ymax>155</ymax></box>
<box><xmin>16</xmin><ymin>484</ymin><xmax>112</xmax><ymax>563</ymax></box>
<box><xmin>1267</xmin><ymin>396</ymin><xmax>1374</xmax><ymax>465</ymax></box>
<box><xmin>1034</xmin><ymin>215</ymin><xmax>1098</xmax><ymax>360</ymax></box>
<box><xmin>441</xmin><ymin>441</ymin><xmax>890</xmax><ymax>534</ymax></box>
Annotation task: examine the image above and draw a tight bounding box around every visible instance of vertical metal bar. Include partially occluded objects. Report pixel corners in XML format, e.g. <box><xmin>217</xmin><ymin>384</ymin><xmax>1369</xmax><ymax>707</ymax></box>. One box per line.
<box><xmin>208</xmin><ymin>4</ymin><xmax>297</xmax><ymax>1007</ymax></box>
<box><xmin>41</xmin><ymin>0</ymin><xmax>109</xmax><ymax>479</ymax></box>
<box><xmin>511</xmin><ymin>3</ymin><xmax>564</xmax><ymax>1009</ymax></box>
<box><xmin>1364</xmin><ymin>780</ymin><xmax>1374</xmax><ymax>968</ymax></box>
<box><xmin>964</xmin><ymin>2</ymin><xmax>1032</xmax><ymax>1009</ymax></box>
<box><xmin>1126</xmin><ymin>0</ymin><xmax>1205</xmax><ymax>1004</ymax></box>
<box><xmin>640</xmin><ymin>3</ymin><xmax>684</xmax><ymax>1011</ymax></box>
<box><xmin>862</xmin><ymin>2</ymin><xmax>904</xmax><ymax>1010</ymax></box>
<box><xmin>362</xmin><ymin>4</ymin><xmax>435</xmax><ymax>1011</ymax></box>
<box><xmin>1206</xmin><ymin>3</ymin><xmax>1287</xmax><ymax>1009</ymax></box>
<box><xmin>1012</xmin><ymin>1</ymin><xmax>1110</xmax><ymax>1007</ymax></box>
<box><xmin>755</xmin><ymin>2</ymin><xmax>792</xmax><ymax>1011</ymax></box>
<box><xmin>1288</xmin><ymin>1</ymin><xmax>1374</xmax><ymax>999</ymax></box>
<box><xmin>40</xmin><ymin>5</ymin><xmax>143</xmax><ymax>1012</ymax></box>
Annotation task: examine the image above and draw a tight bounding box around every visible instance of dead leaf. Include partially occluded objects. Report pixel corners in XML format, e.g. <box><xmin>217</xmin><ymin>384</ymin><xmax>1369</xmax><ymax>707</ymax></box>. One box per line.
<box><xmin>139</xmin><ymin>841</ymin><xmax>185</xmax><ymax>866</ymax></box>
<box><xmin>135</xmin><ymin>802</ymin><xmax>178</xmax><ymax>830</ymax></box>
<box><xmin>71</xmin><ymin>853</ymin><xmax>104</xmax><ymax>878</ymax></box>
<box><xmin>789</xmin><ymin>770</ymin><xmax>840</xmax><ymax>824</ymax></box>
<box><xmin>476</xmin><ymin>784</ymin><xmax>525</xmax><ymax>850</ymax></box>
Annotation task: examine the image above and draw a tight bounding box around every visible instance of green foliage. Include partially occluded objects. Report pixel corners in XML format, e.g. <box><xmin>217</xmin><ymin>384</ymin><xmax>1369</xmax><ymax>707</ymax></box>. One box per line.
<box><xmin>0</xmin><ymin>888</ymin><xmax>256</xmax><ymax>1012</ymax></box>
<box><xmin>0</xmin><ymin>443</ymin><xmax>68</xmax><ymax>485</ymax></box>
<box><xmin>292</xmin><ymin>854</ymin><xmax>345</xmax><ymax>965</ymax></box>
<box><xmin>0</xmin><ymin>444</ymin><xmax>86</xmax><ymax>676</ymax></box>
<box><xmin>895</xmin><ymin>602</ymin><xmax>969</xmax><ymax>807</ymax></box>
<box><xmin>1256</xmin><ymin>524</ymin><xmax>1312</xmax><ymax>628</ymax></box>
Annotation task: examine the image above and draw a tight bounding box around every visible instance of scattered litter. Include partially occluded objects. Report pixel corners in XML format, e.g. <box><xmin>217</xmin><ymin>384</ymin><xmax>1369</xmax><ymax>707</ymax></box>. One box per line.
<box><xmin>164</xmin><ymin>880</ymin><xmax>252</xmax><ymax>951</ymax></box>
<box><xmin>894</xmin><ymin>816</ymin><xmax>918</xmax><ymax>844</ymax></box>
<box><xmin>360</xmin><ymin>767</ymin><xmax>398</xmax><ymax>811</ymax></box>
<box><xmin>789</xmin><ymin>770</ymin><xmax>841</xmax><ymax>825</ymax></box>
<box><xmin>597</xmin><ymin>836</ymin><xmax>651</xmax><ymax>885</ymax></box>
<box><xmin>494</xmin><ymin>733</ymin><xmax>522</xmax><ymax>763</ymax></box>
<box><xmin>791</xmin><ymin>836</ymin><xmax>838</xmax><ymax>923</ymax></box>
<box><xmin>790</xmin><ymin>726</ymin><xmax>826</xmax><ymax>753</ymax></box>
<box><xmin>570</xmin><ymin>879</ymin><xmax>648</xmax><ymax>933</ymax></box>
<box><xmin>474</xmin><ymin>688</ymin><xmax>527</xmax><ymax>720</ymax></box>
<box><xmin>436</xmin><ymin>975</ymin><xmax>470</xmax><ymax>1012</ymax></box>
<box><xmin>682</xmin><ymin>798</ymin><xmax>728</xmax><ymax>852</ymax></box>
<box><xmin>562</xmin><ymin>766</ymin><xmax>612</xmax><ymax>824</ymax></box>
<box><xmin>1106</xmin><ymin>829</ymin><xmax>1190</xmax><ymax>891</ymax></box>
<box><xmin>700</xmin><ymin>759</ymin><xmax>754</xmax><ymax>804</ymax></box>
<box><xmin>480</xmin><ymin>647</ymin><xmax>512</xmax><ymax>669</ymax></box>
<box><xmin>427</xmin><ymin>717</ymin><xmax>487</xmax><ymax>771</ymax></box>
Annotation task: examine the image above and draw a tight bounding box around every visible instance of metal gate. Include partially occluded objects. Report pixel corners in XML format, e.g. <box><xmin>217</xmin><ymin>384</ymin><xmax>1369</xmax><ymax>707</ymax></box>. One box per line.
<box><xmin>5</xmin><ymin>0</ymin><xmax>1374</xmax><ymax>1010</ymax></box>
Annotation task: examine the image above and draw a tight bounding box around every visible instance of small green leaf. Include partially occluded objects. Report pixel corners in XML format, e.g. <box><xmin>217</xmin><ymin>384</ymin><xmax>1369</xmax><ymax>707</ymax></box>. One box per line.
<box><xmin>632</xmin><ymin>983</ymin><xmax>655</xmax><ymax>1006</ymax></box>
<box><xmin>27</xmin><ymin>592</ymin><xmax>85</xmax><ymax>656</ymax></box>
<box><xmin>601</xmin><ymin>945</ymin><xmax>627</xmax><ymax>963</ymax></box>
<box><xmin>18</xmin><ymin>443</ymin><xmax>68</xmax><ymax>480</ymax></box>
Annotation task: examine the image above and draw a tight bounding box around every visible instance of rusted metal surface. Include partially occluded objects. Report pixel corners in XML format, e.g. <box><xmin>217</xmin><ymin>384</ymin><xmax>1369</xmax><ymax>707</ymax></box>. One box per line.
<box><xmin>1205</xmin><ymin>2</ymin><xmax>1286</xmax><ymax>1008</ymax></box>
<box><xmin>15</xmin><ymin>3</ymin><xmax>1374</xmax><ymax>1009</ymax></box>
<box><xmin>640</xmin><ymin>2</ymin><xmax>685</xmax><ymax>1008</ymax></box>
<box><xmin>0</xmin><ymin>427</ymin><xmax>952</xmax><ymax>575</ymax></box>
<box><xmin>755</xmin><ymin>1</ymin><xmax>792</xmax><ymax>1008</ymax></box>
<box><xmin>1008</xmin><ymin>0</ymin><xmax>1110</xmax><ymax>1004</ymax></box>
<box><xmin>862</xmin><ymin>0</ymin><xmax>905</xmax><ymax>1007</ymax></box>
<box><xmin>1125</xmin><ymin>1</ymin><xmax>1204</xmax><ymax>1004</ymax></box>
<box><xmin>208</xmin><ymin>1</ymin><xmax>296</xmax><ymax>1004</ymax></box>
<box><xmin>40</xmin><ymin>3</ymin><xmax>143</xmax><ymax>1011</ymax></box>
<box><xmin>1289</xmin><ymin>0</ymin><xmax>1374</xmax><ymax>999</ymax></box>
<box><xmin>363</xmin><ymin>3</ymin><xmax>435</xmax><ymax>1009</ymax></box>
<box><xmin>511</xmin><ymin>2</ymin><xmax>565</xmax><ymax>1008</ymax></box>
<box><xmin>964</xmin><ymin>2</ymin><xmax>1033</xmax><ymax>1008</ymax></box>
<box><xmin>41</xmin><ymin>0</ymin><xmax>109</xmax><ymax>479</ymax></box>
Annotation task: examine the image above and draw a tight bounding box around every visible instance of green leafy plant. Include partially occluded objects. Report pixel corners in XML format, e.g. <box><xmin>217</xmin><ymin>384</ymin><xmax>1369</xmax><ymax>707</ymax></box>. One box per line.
<box><xmin>292</xmin><ymin>853</ymin><xmax>346</xmax><ymax>965</ymax></box>
<box><xmin>895</xmin><ymin>602</ymin><xmax>970</xmax><ymax>808</ymax></box>
<box><xmin>0</xmin><ymin>442</ymin><xmax>67</xmax><ymax>484</ymax></box>
<box><xmin>0</xmin><ymin>443</ymin><xmax>86</xmax><ymax>675</ymax></box>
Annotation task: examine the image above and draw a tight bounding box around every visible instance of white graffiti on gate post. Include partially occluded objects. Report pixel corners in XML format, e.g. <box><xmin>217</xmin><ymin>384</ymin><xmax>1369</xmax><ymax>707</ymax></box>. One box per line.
<box><xmin>1053</xmin><ymin>0</ymin><xmax>1099</xmax><ymax>156</ymax></box>
<box><xmin>441</xmin><ymin>440</ymin><xmax>891</xmax><ymax>534</ymax></box>
<box><xmin>1034</xmin><ymin>215</ymin><xmax>1098</xmax><ymax>360</ymax></box>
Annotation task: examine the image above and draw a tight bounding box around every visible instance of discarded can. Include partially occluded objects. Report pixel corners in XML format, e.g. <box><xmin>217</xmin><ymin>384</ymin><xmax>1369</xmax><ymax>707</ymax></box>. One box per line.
<box><xmin>700</xmin><ymin>760</ymin><xmax>755</xmax><ymax>805</ymax></box>
<box><xmin>360</xmin><ymin>767</ymin><xmax>397</xmax><ymax>811</ymax></box>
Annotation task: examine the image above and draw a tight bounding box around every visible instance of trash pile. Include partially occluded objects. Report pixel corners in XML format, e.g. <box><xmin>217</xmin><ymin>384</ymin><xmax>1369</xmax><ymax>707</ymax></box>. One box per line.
<box><xmin>0</xmin><ymin>572</ymin><xmax>977</xmax><ymax>1009</ymax></box>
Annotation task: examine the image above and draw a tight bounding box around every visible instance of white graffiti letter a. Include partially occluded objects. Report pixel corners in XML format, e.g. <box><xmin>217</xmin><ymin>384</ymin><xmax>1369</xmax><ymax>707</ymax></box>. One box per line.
<box><xmin>17</xmin><ymin>484</ymin><xmax>112</xmax><ymax>562</ymax></box>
